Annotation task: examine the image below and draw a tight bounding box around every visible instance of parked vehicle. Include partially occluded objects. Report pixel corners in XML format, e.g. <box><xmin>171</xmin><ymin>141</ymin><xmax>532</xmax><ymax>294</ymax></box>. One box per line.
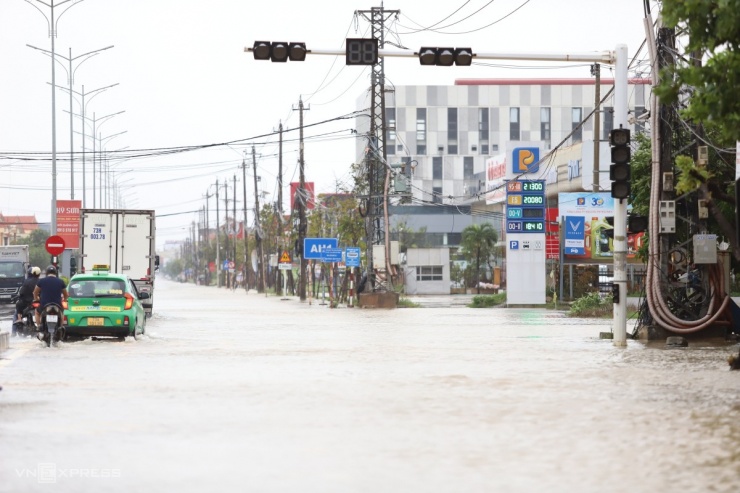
<box><xmin>37</xmin><ymin>302</ymin><xmax>66</xmax><ymax>347</ymax></box>
<box><xmin>10</xmin><ymin>294</ymin><xmax>39</xmax><ymax>337</ymax></box>
<box><xmin>0</xmin><ymin>245</ymin><xmax>30</xmax><ymax>302</ymax></box>
<box><xmin>64</xmin><ymin>265</ymin><xmax>148</xmax><ymax>340</ymax></box>
<box><xmin>79</xmin><ymin>209</ymin><xmax>157</xmax><ymax>317</ymax></box>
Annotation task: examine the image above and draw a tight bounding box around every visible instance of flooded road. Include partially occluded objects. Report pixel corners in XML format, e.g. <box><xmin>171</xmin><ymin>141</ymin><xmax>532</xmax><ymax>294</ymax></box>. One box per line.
<box><xmin>1</xmin><ymin>280</ymin><xmax>739</xmax><ymax>492</ymax></box>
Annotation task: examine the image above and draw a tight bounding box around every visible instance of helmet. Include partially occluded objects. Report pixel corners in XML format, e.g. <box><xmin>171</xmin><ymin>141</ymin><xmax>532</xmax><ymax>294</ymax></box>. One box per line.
<box><xmin>45</xmin><ymin>265</ymin><xmax>58</xmax><ymax>275</ymax></box>
<box><xmin>31</xmin><ymin>266</ymin><xmax>41</xmax><ymax>276</ymax></box>
<box><xmin>27</xmin><ymin>267</ymin><xmax>34</xmax><ymax>276</ymax></box>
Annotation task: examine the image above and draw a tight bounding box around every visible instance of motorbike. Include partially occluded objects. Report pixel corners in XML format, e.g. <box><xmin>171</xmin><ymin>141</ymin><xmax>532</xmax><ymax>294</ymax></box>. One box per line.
<box><xmin>9</xmin><ymin>295</ymin><xmax>39</xmax><ymax>338</ymax></box>
<box><xmin>37</xmin><ymin>303</ymin><xmax>66</xmax><ymax>347</ymax></box>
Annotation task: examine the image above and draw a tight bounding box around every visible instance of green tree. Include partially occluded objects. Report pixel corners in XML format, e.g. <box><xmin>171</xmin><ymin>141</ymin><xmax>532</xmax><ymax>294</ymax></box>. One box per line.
<box><xmin>657</xmin><ymin>0</ymin><xmax>740</xmax><ymax>140</ymax></box>
<box><xmin>12</xmin><ymin>229</ymin><xmax>50</xmax><ymax>268</ymax></box>
<box><xmin>460</xmin><ymin>223</ymin><xmax>498</xmax><ymax>294</ymax></box>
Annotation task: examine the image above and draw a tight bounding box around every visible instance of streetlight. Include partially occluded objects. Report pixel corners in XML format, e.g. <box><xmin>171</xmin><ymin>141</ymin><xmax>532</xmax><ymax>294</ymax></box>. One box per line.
<box><xmin>29</xmin><ymin>44</ymin><xmax>114</xmax><ymax>201</ymax></box>
<box><xmin>97</xmin><ymin>131</ymin><xmax>127</xmax><ymax>208</ymax></box>
<box><xmin>24</xmin><ymin>0</ymin><xmax>85</xmax><ymax>234</ymax></box>
<box><xmin>61</xmin><ymin>83</ymin><xmax>119</xmax><ymax>207</ymax></box>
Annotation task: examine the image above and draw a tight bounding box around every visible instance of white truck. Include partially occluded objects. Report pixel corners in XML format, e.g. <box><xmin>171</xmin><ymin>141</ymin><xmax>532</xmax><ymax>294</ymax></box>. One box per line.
<box><xmin>0</xmin><ymin>245</ymin><xmax>30</xmax><ymax>302</ymax></box>
<box><xmin>79</xmin><ymin>209</ymin><xmax>157</xmax><ymax>316</ymax></box>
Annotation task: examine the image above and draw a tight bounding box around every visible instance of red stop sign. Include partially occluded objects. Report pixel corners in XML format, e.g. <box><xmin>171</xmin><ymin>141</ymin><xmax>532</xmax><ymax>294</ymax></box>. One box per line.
<box><xmin>45</xmin><ymin>235</ymin><xmax>66</xmax><ymax>255</ymax></box>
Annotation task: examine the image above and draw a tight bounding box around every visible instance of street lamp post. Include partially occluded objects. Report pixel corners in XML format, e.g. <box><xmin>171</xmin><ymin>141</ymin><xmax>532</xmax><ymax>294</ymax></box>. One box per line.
<box><xmin>97</xmin><ymin>131</ymin><xmax>127</xmax><ymax>208</ymax></box>
<box><xmin>25</xmin><ymin>0</ymin><xmax>85</xmax><ymax>234</ymax></box>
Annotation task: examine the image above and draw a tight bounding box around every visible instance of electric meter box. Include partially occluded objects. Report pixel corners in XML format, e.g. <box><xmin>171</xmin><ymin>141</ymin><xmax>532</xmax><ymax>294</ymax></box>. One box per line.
<box><xmin>693</xmin><ymin>234</ymin><xmax>717</xmax><ymax>264</ymax></box>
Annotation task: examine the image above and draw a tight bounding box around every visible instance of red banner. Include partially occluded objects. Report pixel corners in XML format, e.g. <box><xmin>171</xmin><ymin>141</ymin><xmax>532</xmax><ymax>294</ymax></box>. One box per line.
<box><xmin>55</xmin><ymin>200</ymin><xmax>81</xmax><ymax>249</ymax></box>
<box><xmin>290</xmin><ymin>182</ymin><xmax>315</xmax><ymax>211</ymax></box>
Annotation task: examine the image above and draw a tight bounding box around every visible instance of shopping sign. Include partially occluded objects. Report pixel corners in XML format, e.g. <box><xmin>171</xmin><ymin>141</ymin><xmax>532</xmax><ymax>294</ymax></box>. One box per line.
<box><xmin>303</xmin><ymin>238</ymin><xmax>338</xmax><ymax>260</ymax></box>
<box><xmin>564</xmin><ymin>216</ymin><xmax>585</xmax><ymax>256</ymax></box>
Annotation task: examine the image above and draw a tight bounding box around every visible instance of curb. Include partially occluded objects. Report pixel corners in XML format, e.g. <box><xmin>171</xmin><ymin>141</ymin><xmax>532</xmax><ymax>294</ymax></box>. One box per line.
<box><xmin>0</xmin><ymin>330</ymin><xmax>9</xmax><ymax>352</ymax></box>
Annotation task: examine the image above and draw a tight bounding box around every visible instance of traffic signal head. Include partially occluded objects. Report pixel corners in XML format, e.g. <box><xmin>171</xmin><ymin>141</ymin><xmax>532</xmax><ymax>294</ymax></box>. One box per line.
<box><xmin>609</xmin><ymin>128</ymin><xmax>631</xmax><ymax>200</ymax></box>
<box><xmin>418</xmin><ymin>47</ymin><xmax>474</xmax><ymax>66</ymax></box>
<box><xmin>252</xmin><ymin>41</ymin><xmax>307</xmax><ymax>62</ymax></box>
<box><xmin>628</xmin><ymin>214</ymin><xmax>648</xmax><ymax>234</ymax></box>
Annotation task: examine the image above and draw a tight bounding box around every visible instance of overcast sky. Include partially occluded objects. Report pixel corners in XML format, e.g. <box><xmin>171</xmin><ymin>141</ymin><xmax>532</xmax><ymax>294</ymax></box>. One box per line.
<box><xmin>0</xmin><ymin>0</ymin><xmax>653</xmax><ymax>247</ymax></box>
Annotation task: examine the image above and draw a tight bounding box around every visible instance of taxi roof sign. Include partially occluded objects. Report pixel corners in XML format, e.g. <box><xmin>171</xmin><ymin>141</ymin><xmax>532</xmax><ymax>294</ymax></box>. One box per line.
<box><xmin>279</xmin><ymin>251</ymin><xmax>292</xmax><ymax>264</ymax></box>
<box><xmin>92</xmin><ymin>264</ymin><xmax>110</xmax><ymax>272</ymax></box>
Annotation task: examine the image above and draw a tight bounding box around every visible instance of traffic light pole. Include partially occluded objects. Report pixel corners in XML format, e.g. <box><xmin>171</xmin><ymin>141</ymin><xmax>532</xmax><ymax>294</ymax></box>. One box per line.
<box><xmin>612</xmin><ymin>45</ymin><xmax>629</xmax><ymax>347</ymax></box>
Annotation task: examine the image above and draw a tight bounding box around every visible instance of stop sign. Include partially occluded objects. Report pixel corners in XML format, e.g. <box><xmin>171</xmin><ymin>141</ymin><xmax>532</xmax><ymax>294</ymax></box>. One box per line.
<box><xmin>45</xmin><ymin>235</ymin><xmax>66</xmax><ymax>255</ymax></box>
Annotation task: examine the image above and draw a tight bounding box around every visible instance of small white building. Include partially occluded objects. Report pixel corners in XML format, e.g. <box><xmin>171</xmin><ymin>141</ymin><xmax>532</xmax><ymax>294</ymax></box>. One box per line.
<box><xmin>404</xmin><ymin>247</ymin><xmax>451</xmax><ymax>295</ymax></box>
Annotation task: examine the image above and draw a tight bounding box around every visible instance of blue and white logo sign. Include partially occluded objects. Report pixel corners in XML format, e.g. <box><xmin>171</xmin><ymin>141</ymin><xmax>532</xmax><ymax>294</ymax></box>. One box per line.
<box><xmin>564</xmin><ymin>216</ymin><xmax>585</xmax><ymax>255</ymax></box>
<box><xmin>509</xmin><ymin>240</ymin><xmax>519</xmax><ymax>250</ymax></box>
<box><xmin>303</xmin><ymin>237</ymin><xmax>339</xmax><ymax>260</ymax></box>
<box><xmin>345</xmin><ymin>247</ymin><xmax>361</xmax><ymax>267</ymax></box>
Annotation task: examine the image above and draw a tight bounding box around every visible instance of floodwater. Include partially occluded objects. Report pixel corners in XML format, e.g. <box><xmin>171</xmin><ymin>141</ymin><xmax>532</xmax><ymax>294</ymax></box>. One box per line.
<box><xmin>1</xmin><ymin>280</ymin><xmax>739</xmax><ymax>492</ymax></box>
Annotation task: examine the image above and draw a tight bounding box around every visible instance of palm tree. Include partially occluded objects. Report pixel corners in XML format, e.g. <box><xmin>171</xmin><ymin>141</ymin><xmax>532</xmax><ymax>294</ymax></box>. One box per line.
<box><xmin>460</xmin><ymin>223</ymin><xmax>498</xmax><ymax>294</ymax></box>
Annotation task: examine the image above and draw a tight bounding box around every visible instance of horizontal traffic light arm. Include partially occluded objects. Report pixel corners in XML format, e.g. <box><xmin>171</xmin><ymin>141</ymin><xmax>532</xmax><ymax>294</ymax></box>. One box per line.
<box><xmin>246</xmin><ymin>45</ymin><xmax>616</xmax><ymax>64</ymax></box>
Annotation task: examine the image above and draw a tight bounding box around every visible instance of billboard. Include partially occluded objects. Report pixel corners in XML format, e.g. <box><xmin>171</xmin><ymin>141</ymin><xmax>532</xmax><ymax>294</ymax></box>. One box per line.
<box><xmin>558</xmin><ymin>192</ymin><xmax>644</xmax><ymax>263</ymax></box>
<box><xmin>55</xmin><ymin>199</ymin><xmax>81</xmax><ymax>249</ymax></box>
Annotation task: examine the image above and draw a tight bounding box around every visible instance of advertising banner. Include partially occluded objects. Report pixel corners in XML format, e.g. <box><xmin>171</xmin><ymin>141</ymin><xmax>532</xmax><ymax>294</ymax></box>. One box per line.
<box><xmin>55</xmin><ymin>199</ymin><xmax>81</xmax><ymax>249</ymax></box>
<box><xmin>558</xmin><ymin>192</ymin><xmax>644</xmax><ymax>264</ymax></box>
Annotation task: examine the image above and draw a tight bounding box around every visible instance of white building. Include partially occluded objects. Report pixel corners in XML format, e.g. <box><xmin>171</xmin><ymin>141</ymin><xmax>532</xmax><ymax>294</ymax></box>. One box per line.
<box><xmin>356</xmin><ymin>78</ymin><xmax>651</xmax><ymax>212</ymax></box>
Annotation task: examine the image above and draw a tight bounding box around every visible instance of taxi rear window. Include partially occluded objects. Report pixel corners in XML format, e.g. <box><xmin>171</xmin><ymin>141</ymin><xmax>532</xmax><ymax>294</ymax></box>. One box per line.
<box><xmin>68</xmin><ymin>279</ymin><xmax>126</xmax><ymax>298</ymax></box>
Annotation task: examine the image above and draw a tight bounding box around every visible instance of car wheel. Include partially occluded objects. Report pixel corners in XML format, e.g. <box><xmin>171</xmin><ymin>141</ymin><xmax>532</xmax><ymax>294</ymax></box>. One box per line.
<box><xmin>132</xmin><ymin>319</ymin><xmax>138</xmax><ymax>340</ymax></box>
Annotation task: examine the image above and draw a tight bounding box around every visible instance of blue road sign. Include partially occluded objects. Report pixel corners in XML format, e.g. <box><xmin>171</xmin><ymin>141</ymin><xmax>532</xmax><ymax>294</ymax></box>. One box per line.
<box><xmin>322</xmin><ymin>248</ymin><xmax>343</xmax><ymax>263</ymax></box>
<box><xmin>345</xmin><ymin>247</ymin><xmax>361</xmax><ymax>267</ymax></box>
<box><xmin>222</xmin><ymin>259</ymin><xmax>230</xmax><ymax>271</ymax></box>
<box><xmin>564</xmin><ymin>216</ymin><xmax>585</xmax><ymax>256</ymax></box>
<box><xmin>509</xmin><ymin>240</ymin><xmax>519</xmax><ymax>250</ymax></box>
<box><xmin>303</xmin><ymin>237</ymin><xmax>339</xmax><ymax>260</ymax></box>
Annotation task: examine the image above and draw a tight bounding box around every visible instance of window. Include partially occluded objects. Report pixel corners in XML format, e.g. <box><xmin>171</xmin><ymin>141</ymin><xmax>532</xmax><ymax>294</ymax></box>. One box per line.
<box><xmin>416</xmin><ymin>108</ymin><xmax>426</xmax><ymax>154</ymax></box>
<box><xmin>447</xmin><ymin>108</ymin><xmax>458</xmax><ymax>154</ymax></box>
<box><xmin>464</xmin><ymin>156</ymin><xmax>474</xmax><ymax>179</ymax></box>
<box><xmin>510</xmin><ymin>107</ymin><xmax>520</xmax><ymax>141</ymax></box>
<box><xmin>634</xmin><ymin>105</ymin><xmax>645</xmax><ymax>134</ymax></box>
<box><xmin>603</xmin><ymin>106</ymin><xmax>614</xmax><ymax>141</ymax></box>
<box><xmin>540</xmin><ymin>107</ymin><xmax>551</xmax><ymax>145</ymax></box>
<box><xmin>432</xmin><ymin>186</ymin><xmax>442</xmax><ymax>204</ymax></box>
<box><xmin>571</xmin><ymin>107</ymin><xmax>583</xmax><ymax>143</ymax></box>
<box><xmin>433</xmin><ymin>157</ymin><xmax>442</xmax><ymax>180</ymax></box>
<box><xmin>386</xmin><ymin>107</ymin><xmax>396</xmax><ymax>155</ymax></box>
<box><xmin>415</xmin><ymin>265</ymin><xmax>443</xmax><ymax>281</ymax></box>
<box><xmin>478</xmin><ymin>108</ymin><xmax>489</xmax><ymax>154</ymax></box>
<box><xmin>68</xmin><ymin>279</ymin><xmax>126</xmax><ymax>298</ymax></box>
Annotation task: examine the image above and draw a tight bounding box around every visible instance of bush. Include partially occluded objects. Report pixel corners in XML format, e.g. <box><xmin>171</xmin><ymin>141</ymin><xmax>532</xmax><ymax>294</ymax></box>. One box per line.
<box><xmin>568</xmin><ymin>292</ymin><xmax>613</xmax><ymax>317</ymax></box>
<box><xmin>469</xmin><ymin>292</ymin><xmax>506</xmax><ymax>308</ymax></box>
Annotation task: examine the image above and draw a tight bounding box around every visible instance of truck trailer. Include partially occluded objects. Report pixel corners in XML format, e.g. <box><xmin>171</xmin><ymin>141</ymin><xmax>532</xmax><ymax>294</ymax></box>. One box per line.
<box><xmin>79</xmin><ymin>209</ymin><xmax>157</xmax><ymax>316</ymax></box>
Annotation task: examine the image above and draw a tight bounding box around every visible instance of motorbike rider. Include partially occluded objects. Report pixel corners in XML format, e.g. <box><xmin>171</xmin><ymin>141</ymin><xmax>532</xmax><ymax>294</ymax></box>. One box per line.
<box><xmin>14</xmin><ymin>266</ymin><xmax>41</xmax><ymax>323</ymax></box>
<box><xmin>33</xmin><ymin>265</ymin><xmax>69</xmax><ymax>327</ymax></box>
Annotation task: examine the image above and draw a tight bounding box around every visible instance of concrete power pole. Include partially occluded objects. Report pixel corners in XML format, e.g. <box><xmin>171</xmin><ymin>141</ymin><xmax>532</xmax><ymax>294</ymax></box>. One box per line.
<box><xmin>215</xmin><ymin>179</ymin><xmax>221</xmax><ymax>288</ymax></box>
<box><xmin>252</xmin><ymin>146</ymin><xmax>265</xmax><ymax>293</ymax></box>
<box><xmin>241</xmin><ymin>157</ymin><xmax>250</xmax><ymax>292</ymax></box>
<box><xmin>296</xmin><ymin>98</ymin><xmax>309</xmax><ymax>301</ymax></box>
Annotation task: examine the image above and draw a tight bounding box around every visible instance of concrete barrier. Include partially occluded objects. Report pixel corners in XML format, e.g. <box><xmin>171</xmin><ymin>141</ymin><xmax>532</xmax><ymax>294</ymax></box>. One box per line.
<box><xmin>0</xmin><ymin>330</ymin><xmax>9</xmax><ymax>352</ymax></box>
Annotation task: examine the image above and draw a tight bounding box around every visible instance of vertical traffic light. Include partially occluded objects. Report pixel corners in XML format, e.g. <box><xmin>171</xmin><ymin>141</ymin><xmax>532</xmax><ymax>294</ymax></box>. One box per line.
<box><xmin>609</xmin><ymin>128</ymin><xmax>631</xmax><ymax>200</ymax></box>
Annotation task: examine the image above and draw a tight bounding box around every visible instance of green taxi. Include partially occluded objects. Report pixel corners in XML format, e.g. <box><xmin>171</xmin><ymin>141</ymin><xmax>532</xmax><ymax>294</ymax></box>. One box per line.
<box><xmin>64</xmin><ymin>265</ymin><xmax>148</xmax><ymax>339</ymax></box>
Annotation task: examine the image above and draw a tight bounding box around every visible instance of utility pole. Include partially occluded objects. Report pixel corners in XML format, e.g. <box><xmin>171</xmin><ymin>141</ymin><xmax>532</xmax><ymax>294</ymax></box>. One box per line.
<box><xmin>224</xmin><ymin>179</ymin><xmax>230</xmax><ymax>288</ymax></box>
<box><xmin>591</xmin><ymin>63</ymin><xmax>601</xmax><ymax>193</ymax></box>
<box><xmin>233</xmin><ymin>173</ymin><xmax>238</xmax><ymax>285</ymax></box>
<box><xmin>252</xmin><ymin>146</ymin><xmax>265</xmax><ymax>293</ymax></box>
<box><xmin>295</xmin><ymin>98</ymin><xmax>309</xmax><ymax>301</ymax></box>
<box><xmin>356</xmin><ymin>6</ymin><xmax>398</xmax><ymax>292</ymax></box>
<box><xmin>277</xmin><ymin>121</ymin><xmax>284</xmax><ymax>296</ymax></box>
<box><xmin>242</xmin><ymin>157</ymin><xmax>250</xmax><ymax>292</ymax></box>
<box><xmin>216</xmin><ymin>179</ymin><xmax>221</xmax><ymax>288</ymax></box>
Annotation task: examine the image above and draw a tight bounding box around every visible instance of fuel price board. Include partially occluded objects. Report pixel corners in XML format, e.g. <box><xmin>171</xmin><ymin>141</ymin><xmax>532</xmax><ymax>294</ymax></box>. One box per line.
<box><xmin>506</xmin><ymin>180</ymin><xmax>546</xmax><ymax>233</ymax></box>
